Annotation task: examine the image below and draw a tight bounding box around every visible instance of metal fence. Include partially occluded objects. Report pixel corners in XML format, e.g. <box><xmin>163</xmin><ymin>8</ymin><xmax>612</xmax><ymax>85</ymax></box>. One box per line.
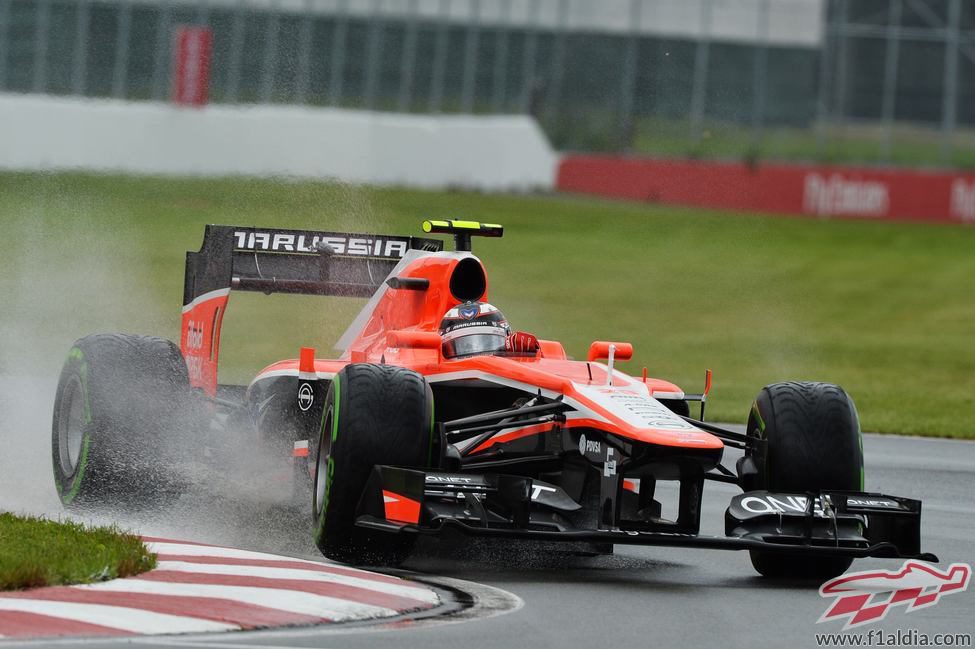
<box><xmin>1</xmin><ymin>0</ymin><xmax>974</xmax><ymax>167</ymax></box>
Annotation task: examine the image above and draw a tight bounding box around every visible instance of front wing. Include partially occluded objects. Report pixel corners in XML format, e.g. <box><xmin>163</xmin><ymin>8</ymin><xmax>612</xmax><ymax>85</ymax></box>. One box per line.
<box><xmin>354</xmin><ymin>466</ymin><xmax>938</xmax><ymax>562</ymax></box>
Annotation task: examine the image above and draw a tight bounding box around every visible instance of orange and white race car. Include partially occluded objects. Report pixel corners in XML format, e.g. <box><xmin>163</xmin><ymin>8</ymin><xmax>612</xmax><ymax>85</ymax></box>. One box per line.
<box><xmin>52</xmin><ymin>221</ymin><xmax>935</xmax><ymax>578</ymax></box>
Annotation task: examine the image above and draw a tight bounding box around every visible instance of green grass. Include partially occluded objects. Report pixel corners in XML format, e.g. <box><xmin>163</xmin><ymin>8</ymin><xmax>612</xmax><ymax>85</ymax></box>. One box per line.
<box><xmin>625</xmin><ymin>118</ymin><xmax>975</xmax><ymax>169</ymax></box>
<box><xmin>1</xmin><ymin>171</ymin><xmax>974</xmax><ymax>438</ymax></box>
<box><xmin>0</xmin><ymin>512</ymin><xmax>155</xmax><ymax>590</ymax></box>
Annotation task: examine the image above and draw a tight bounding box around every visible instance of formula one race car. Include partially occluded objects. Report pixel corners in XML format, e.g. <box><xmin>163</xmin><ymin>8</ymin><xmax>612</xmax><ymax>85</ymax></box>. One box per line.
<box><xmin>51</xmin><ymin>221</ymin><xmax>936</xmax><ymax>578</ymax></box>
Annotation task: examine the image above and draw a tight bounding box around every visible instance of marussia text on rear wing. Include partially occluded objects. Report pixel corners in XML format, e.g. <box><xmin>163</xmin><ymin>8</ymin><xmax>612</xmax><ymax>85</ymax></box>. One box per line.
<box><xmin>181</xmin><ymin>224</ymin><xmax>443</xmax><ymax>394</ymax></box>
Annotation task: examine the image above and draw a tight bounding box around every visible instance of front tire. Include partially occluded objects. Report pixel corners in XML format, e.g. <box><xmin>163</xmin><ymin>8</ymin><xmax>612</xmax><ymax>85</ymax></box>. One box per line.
<box><xmin>51</xmin><ymin>333</ymin><xmax>199</xmax><ymax>509</ymax></box>
<box><xmin>744</xmin><ymin>381</ymin><xmax>863</xmax><ymax>579</ymax></box>
<box><xmin>312</xmin><ymin>364</ymin><xmax>434</xmax><ymax>565</ymax></box>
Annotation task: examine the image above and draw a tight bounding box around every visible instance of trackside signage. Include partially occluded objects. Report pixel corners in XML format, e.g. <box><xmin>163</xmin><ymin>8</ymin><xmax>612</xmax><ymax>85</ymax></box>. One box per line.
<box><xmin>557</xmin><ymin>157</ymin><xmax>975</xmax><ymax>224</ymax></box>
<box><xmin>803</xmin><ymin>173</ymin><xmax>889</xmax><ymax>217</ymax></box>
<box><xmin>950</xmin><ymin>179</ymin><xmax>975</xmax><ymax>222</ymax></box>
<box><xmin>171</xmin><ymin>27</ymin><xmax>212</xmax><ymax>107</ymax></box>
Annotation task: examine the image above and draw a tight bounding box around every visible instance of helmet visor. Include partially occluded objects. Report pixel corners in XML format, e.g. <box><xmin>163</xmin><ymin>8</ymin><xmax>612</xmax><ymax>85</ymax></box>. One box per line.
<box><xmin>442</xmin><ymin>332</ymin><xmax>507</xmax><ymax>359</ymax></box>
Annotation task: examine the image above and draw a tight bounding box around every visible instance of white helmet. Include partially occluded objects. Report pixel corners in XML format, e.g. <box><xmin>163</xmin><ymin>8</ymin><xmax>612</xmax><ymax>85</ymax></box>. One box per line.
<box><xmin>439</xmin><ymin>302</ymin><xmax>510</xmax><ymax>359</ymax></box>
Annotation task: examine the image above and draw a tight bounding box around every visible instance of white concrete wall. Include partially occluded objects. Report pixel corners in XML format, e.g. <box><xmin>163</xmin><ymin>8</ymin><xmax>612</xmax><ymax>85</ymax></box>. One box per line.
<box><xmin>117</xmin><ymin>0</ymin><xmax>824</xmax><ymax>47</ymax></box>
<box><xmin>0</xmin><ymin>94</ymin><xmax>557</xmax><ymax>191</ymax></box>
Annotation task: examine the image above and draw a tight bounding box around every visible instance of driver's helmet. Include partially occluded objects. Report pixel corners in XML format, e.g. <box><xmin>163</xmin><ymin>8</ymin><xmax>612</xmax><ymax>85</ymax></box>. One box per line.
<box><xmin>439</xmin><ymin>302</ymin><xmax>511</xmax><ymax>359</ymax></box>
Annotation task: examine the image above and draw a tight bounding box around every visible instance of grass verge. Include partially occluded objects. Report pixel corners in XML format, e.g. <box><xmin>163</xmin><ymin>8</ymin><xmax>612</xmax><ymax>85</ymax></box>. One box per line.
<box><xmin>0</xmin><ymin>512</ymin><xmax>156</xmax><ymax>590</ymax></box>
<box><xmin>1</xmin><ymin>171</ymin><xmax>973</xmax><ymax>438</ymax></box>
<box><xmin>623</xmin><ymin>117</ymin><xmax>975</xmax><ymax>169</ymax></box>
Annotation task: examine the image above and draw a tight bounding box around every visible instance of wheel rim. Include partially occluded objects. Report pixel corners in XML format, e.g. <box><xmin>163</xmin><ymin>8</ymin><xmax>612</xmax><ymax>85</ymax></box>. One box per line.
<box><xmin>58</xmin><ymin>376</ymin><xmax>86</xmax><ymax>477</ymax></box>
<box><xmin>314</xmin><ymin>406</ymin><xmax>333</xmax><ymax>516</ymax></box>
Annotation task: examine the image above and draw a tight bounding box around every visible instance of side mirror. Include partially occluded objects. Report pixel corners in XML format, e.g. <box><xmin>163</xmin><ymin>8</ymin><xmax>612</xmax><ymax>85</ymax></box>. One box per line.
<box><xmin>587</xmin><ymin>341</ymin><xmax>633</xmax><ymax>362</ymax></box>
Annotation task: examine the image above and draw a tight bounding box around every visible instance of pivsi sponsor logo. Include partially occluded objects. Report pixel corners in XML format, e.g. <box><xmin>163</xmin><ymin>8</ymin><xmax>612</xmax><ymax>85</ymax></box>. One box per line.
<box><xmin>950</xmin><ymin>178</ymin><xmax>975</xmax><ymax>223</ymax></box>
<box><xmin>803</xmin><ymin>173</ymin><xmax>890</xmax><ymax>217</ymax></box>
<box><xmin>233</xmin><ymin>231</ymin><xmax>409</xmax><ymax>258</ymax></box>
<box><xmin>819</xmin><ymin>561</ymin><xmax>971</xmax><ymax>629</ymax></box>
<box><xmin>578</xmin><ymin>434</ymin><xmax>603</xmax><ymax>457</ymax></box>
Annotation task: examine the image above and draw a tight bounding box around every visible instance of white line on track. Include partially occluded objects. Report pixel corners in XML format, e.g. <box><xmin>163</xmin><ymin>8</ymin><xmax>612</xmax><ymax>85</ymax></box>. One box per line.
<box><xmin>143</xmin><ymin>543</ymin><xmax>325</xmax><ymax>564</ymax></box>
<box><xmin>925</xmin><ymin>503</ymin><xmax>975</xmax><ymax>515</ymax></box>
<box><xmin>0</xmin><ymin>599</ymin><xmax>237</xmax><ymax>634</ymax></box>
<box><xmin>77</xmin><ymin>579</ymin><xmax>397</xmax><ymax>620</ymax></box>
<box><xmin>151</xmin><ymin>574</ymin><xmax>524</xmax><ymax>643</ymax></box>
<box><xmin>0</xmin><ymin>572</ymin><xmax>520</xmax><ymax>647</ymax></box>
<box><xmin>144</xmin><ymin>543</ymin><xmax>398</xmax><ymax>580</ymax></box>
<box><xmin>153</xmin><ymin>562</ymin><xmax>439</xmax><ymax>603</ymax></box>
<box><xmin>134</xmin><ymin>643</ymin><xmax>334</xmax><ymax>649</ymax></box>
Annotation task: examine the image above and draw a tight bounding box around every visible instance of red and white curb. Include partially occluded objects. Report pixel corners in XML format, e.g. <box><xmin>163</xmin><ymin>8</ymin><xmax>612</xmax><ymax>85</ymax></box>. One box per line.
<box><xmin>0</xmin><ymin>537</ymin><xmax>441</xmax><ymax>640</ymax></box>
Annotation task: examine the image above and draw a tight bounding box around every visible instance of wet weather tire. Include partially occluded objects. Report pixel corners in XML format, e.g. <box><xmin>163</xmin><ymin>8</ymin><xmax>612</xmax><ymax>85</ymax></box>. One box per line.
<box><xmin>744</xmin><ymin>381</ymin><xmax>863</xmax><ymax>580</ymax></box>
<box><xmin>312</xmin><ymin>364</ymin><xmax>434</xmax><ymax>565</ymax></box>
<box><xmin>51</xmin><ymin>333</ymin><xmax>199</xmax><ymax>509</ymax></box>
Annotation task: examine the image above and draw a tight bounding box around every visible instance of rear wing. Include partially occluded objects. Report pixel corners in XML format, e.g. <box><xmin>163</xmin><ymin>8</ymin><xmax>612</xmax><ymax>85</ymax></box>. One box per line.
<box><xmin>181</xmin><ymin>225</ymin><xmax>443</xmax><ymax>395</ymax></box>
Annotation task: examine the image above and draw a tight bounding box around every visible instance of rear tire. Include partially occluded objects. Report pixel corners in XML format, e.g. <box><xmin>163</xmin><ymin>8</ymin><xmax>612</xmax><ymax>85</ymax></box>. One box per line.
<box><xmin>51</xmin><ymin>333</ymin><xmax>199</xmax><ymax>510</ymax></box>
<box><xmin>744</xmin><ymin>381</ymin><xmax>863</xmax><ymax>579</ymax></box>
<box><xmin>312</xmin><ymin>364</ymin><xmax>434</xmax><ymax>565</ymax></box>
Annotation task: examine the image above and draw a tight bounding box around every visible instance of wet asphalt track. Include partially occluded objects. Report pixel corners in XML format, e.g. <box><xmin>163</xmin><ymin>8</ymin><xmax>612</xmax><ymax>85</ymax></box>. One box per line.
<box><xmin>4</xmin><ymin>432</ymin><xmax>971</xmax><ymax>649</ymax></box>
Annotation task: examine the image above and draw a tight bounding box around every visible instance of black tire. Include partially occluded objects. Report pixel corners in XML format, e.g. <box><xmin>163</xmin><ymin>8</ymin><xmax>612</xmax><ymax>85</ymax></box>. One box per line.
<box><xmin>312</xmin><ymin>364</ymin><xmax>434</xmax><ymax>565</ymax></box>
<box><xmin>744</xmin><ymin>381</ymin><xmax>863</xmax><ymax>580</ymax></box>
<box><xmin>51</xmin><ymin>333</ymin><xmax>199</xmax><ymax>509</ymax></box>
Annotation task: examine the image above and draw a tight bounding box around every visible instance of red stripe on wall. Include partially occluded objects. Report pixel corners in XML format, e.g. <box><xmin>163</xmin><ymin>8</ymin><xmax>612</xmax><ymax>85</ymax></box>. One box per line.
<box><xmin>557</xmin><ymin>156</ymin><xmax>975</xmax><ymax>224</ymax></box>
